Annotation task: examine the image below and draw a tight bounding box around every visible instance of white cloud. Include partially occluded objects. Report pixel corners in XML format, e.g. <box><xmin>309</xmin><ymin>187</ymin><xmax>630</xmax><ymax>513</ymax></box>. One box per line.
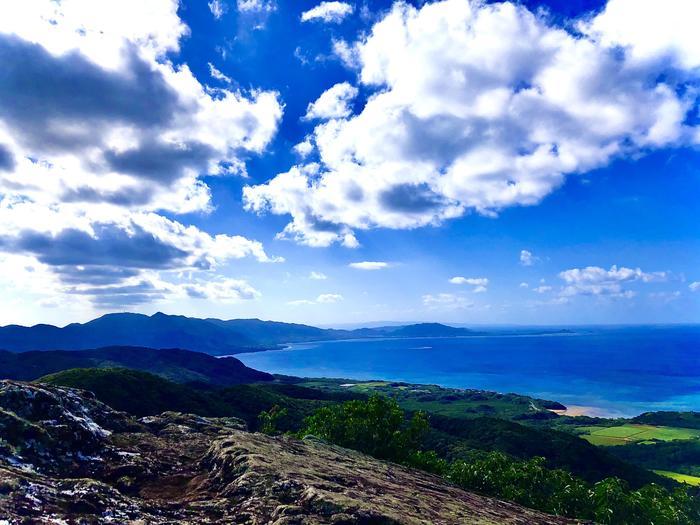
<box><xmin>309</xmin><ymin>271</ymin><xmax>328</xmax><ymax>280</ymax></box>
<box><xmin>236</xmin><ymin>0</ymin><xmax>276</xmax><ymax>30</ymax></box>
<box><xmin>208</xmin><ymin>0</ymin><xmax>227</xmax><ymax>19</ymax></box>
<box><xmin>348</xmin><ymin>261</ymin><xmax>389</xmax><ymax>270</ymax></box>
<box><xmin>182</xmin><ymin>277</ymin><xmax>260</xmax><ymax>302</ymax></box>
<box><xmin>532</xmin><ymin>285</ymin><xmax>552</xmax><ymax>294</ymax></box>
<box><xmin>293</xmin><ymin>137</ymin><xmax>315</xmax><ymax>157</ymax></box>
<box><xmin>301</xmin><ymin>2</ymin><xmax>353</xmax><ymax>24</ymax></box>
<box><xmin>422</xmin><ymin>293</ymin><xmax>472</xmax><ymax>310</ymax></box>
<box><xmin>520</xmin><ymin>250</ymin><xmax>538</xmax><ymax>266</ymax></box>
<box><xmin>0</xmin><ymin>0</ymin><xmax>283</xmax><ymax>308</ymax></box>
<box><xmin>288</xmin><ymin>292</ymin><xmax>343</xmax><ymax>305</ymax></box>
<box><xmin>449</xmin><ymin>276</ymin><xmax>487</xmax><ymax>286</ymax></box>
<box><xmin>237</xmin><ymin>0</ymin><xmax>276</xmax><ymax>13</ymax></box>
<box><xmin>690</xmin><ymin>282</ymin><xmax>700</xmax><ymax>292</ymax></box>
<box><xmin>208</xmin><ymin>62</ymin><xmax>232</xmax><ymax>84</ymax></box>
<box><xmin>317</xmin><ymin>293</ymin><xmax>343</xmax><ymax>303</ymax></box>
<box><xmin>584</xmin><ymin>0</ymin><xmax>700</xmax><ymax>69</ymax></box>
<box><xmin>287</xmin><ymin>299</ymin><xmax>317</xmax><ymax>306</ymax></box>
<box><xmin>559</xmin><ymin>265</ymin><xmax>667</xmax><ymax>298</ymax></box>
<box><xmin>245</xmin><ymin>0</ymin><xmax>700</xmax><ymax>246</ymax></box>
<box><xmin>245</xmin><ymin>164</ymin><xmax>360</xmax><ymax>248</ymax></box>
<box><xmin>519</xmin><ymin>282</ymin><xmax>529</xmax><ymax>288</ymax></box>
<box><xmin>449</xmin><ymin>276</ymin><xmax>488</xmax><ymax>293</ymax></box>
<box><xmin>304</xmin><ymin>82</ymin><xmax>358</xmax><ymax>120</ymax></box>
<box><xmin>332</xmin><ymin>39</ymin><xmax>359</xmax><ymax>68</ymax></box>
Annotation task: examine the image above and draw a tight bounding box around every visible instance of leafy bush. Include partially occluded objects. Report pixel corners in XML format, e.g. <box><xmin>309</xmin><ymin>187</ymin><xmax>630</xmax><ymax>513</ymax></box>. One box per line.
<box><xmin>405</xmin><ymin>449</ymin><xmax>449</xmax><ymax>475</ymax></box>
<box><xmin>446</xmin><ymin>451</ymin><xmax>700</xmax><ymax>524</ymax></box>
<box><xmin>258</xmin><ymin>405</ymin><xmax>288</xmax><ymax>435</ymax></box>
<box><xmin>300</xmin><ymin>395</ymin><xmax>428</xmax><ymax>462</ymax></box>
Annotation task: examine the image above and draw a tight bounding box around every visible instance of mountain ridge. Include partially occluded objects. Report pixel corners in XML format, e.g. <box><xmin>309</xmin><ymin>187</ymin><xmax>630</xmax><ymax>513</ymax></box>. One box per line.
<box><xmin>0</xmin><ymin>312</ymin><xmax>480</xmax><ymax>354</ymax></box>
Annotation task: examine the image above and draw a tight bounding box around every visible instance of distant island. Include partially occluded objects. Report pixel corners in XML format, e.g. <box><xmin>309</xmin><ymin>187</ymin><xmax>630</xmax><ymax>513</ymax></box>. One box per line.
<box><xmin>0</xmin><ymin>312</ymin><xmax>575</xmax><ymax>355</ymax></box>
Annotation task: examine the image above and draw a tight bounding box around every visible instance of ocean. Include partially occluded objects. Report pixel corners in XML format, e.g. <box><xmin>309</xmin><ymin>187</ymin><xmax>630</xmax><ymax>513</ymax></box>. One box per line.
<box><xmin>237</xmin><ymin>326</ymin><xmax>700</xmax><ymax>417</ymax></box>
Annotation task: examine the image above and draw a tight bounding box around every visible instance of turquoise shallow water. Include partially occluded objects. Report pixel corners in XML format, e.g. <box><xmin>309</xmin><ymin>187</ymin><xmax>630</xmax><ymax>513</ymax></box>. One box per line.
<box><xmin>237</xmin><ymin>326</ymin><xmax>700</xmax><ymax>417</ymax></box>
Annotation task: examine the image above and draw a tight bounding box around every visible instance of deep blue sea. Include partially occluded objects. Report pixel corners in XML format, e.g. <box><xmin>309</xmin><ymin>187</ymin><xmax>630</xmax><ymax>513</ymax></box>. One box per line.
<box><xmin>237</xmin><ymin>326</ymin><xmax>700</xmax><ymax>417</ymax></box>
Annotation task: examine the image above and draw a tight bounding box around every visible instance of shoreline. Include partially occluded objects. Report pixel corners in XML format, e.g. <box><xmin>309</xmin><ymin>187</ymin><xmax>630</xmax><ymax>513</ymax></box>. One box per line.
<box><xmin>235</xmin><ymin>335</ymin><xmax>693</xmax><ymax>420</ymax></box>
<box><xmin>549</xmin><ymin>405</ymin><xmax>625</xmax><ymax>418</ymax></box>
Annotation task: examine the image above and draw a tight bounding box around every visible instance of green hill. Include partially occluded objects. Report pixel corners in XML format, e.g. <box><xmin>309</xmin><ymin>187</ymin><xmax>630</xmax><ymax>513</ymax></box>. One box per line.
<box><xmin>0</xmin><ymin>346</ymin><xmax>272</xmax><ymax>385</ymax></box>
<box><xmin>39</xmin><ymin>368</ymin><xmax>231</xmax><ymax>417</ymax></box>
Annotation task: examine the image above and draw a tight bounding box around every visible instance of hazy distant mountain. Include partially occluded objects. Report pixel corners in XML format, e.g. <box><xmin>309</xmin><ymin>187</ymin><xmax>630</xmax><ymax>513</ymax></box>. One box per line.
<box><xmin>0</xmin><ymin>346</ymin><xmax>272</xmax><ymax>385</ymax></box>
<box><xmin>0</xmin><ymin>312</ymin><xmax>478</xmax><ymax>354</ymax></box>
<box><xmin>205</xmin><ymin>318</ymin><xmax>342</xmax><ymax>346</ymax></box>
<box><xmin>370</xmin><ymin>322</ymin><xmax>480</xmax><ymax>338</ymax></box>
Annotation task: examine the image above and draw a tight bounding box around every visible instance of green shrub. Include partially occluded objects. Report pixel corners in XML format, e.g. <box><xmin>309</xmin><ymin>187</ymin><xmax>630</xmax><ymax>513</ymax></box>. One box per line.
<box><xmin>406</xmin><ymin>449</ymin><xmax>449</xmax><ymax>475</ymax></box>
<box><xmin>300</xmin><ymin>395</ymin><xmax>428</xmax><ymax>463</ymax></box>
<box><xmin>257</xmin><ymin>405</ymin><xmax>288</xmax><ymax>435</ymax></box>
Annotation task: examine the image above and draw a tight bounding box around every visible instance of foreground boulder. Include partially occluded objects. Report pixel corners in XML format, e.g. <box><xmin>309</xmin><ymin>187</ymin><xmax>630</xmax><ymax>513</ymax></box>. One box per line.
<box><xmin>0</xmin><ymin>380</ymin><xmax>575</xmax><ymax>524</ymax></box>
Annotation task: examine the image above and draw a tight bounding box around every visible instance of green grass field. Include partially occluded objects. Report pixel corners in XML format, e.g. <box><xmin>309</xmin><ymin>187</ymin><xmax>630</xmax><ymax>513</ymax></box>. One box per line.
<box><xmin>579</xmin><ymin>424</ymin><xmax>700</xmax><ymax>446</ymax></box>
<box><xmin>654</xmin><ymin>470</ymin><xmax>700</xmax><ymax>486</ymax></box>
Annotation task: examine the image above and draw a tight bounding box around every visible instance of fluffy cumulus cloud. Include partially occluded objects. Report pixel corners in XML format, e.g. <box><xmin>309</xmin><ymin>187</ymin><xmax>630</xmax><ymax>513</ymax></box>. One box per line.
<box><xmin>304</xmin><ymin>82</ymin><xmax>359</xmax><ymax>120</ymax></box>
<box><xmin>690</xmin><ymin>282</ymin><xmax>700</xmax><ymax>292</ymax></box>
<box><xmin>301</xmin><ymin>2</ymin><xmax>354</xmax><ymax>24</ymax></box>
<box><xmin>0</xmin><ymin>0</ymin><xmax>283</xmax><ymax>308</ymax></box>
<box><xmin>586</xmin><ymin>0</ymin><xmax>700</xmax><ymax>69</ymax></box>
<box><xmin>559</xmin><ymin>265</ymin><xmax>667</xmax><ymax>298</ymax></box>
<box><xmin>309</xmin><ymin>271</ymin><xmax>328</xmax><ymax>280</ymax></box>
<box><xmin>348</xmin><ymin>261</ymin><xmax>390</xmax><ymax>270</ymax></box>
<box><xmin>449</xmin><ymin>276</ymin><xmax>488</xmax><ymax>293</ymax></box>
<box><xmin>245</xmin><ymin>0</ymin><xmax>700</xmax><ymax>247</ymax></box>
<box><xmin>293</xmin><ymin>137</ymin><xmax>315</xmax><ymax>158</ymax></box>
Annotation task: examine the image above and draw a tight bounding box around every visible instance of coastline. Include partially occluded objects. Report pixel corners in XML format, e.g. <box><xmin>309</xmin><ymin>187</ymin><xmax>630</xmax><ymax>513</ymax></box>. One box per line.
<box><xmin>550</xmin><ymin>405</ymin><xmax>622</xmax><ymax>418</ymax></box>
<box><xmin>235</xmin><ymin>331</ymin><xmax>699</xmax><ymax>420</ymax></box>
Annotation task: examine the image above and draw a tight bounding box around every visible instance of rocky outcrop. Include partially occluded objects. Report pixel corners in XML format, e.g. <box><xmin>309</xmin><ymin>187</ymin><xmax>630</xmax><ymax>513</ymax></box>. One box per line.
<box><xmin>0</xmin><ymin>380</ymin><xmax>576</xmax><ymax>524</ymax></box>
<box><xmin>200</xmin><ymin>433</ymin><xmax>576</xmax><ymax>525</ymax></box>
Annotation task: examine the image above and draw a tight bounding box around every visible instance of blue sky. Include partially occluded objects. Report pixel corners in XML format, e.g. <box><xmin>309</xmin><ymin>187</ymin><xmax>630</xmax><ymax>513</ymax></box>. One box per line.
<box><xmin>0</xmin><ymin>0</ymin><xmax>698</xmax><ymax>326</ymax></box>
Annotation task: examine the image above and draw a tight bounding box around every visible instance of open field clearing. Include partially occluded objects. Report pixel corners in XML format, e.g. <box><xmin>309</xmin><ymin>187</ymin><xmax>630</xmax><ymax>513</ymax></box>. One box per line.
<box><xmin>654</xmin><ymin>470</ymin><xmax>700</xmax><ymax>486</ymax></box>
<box><xmin>580</xmin><ymin>425</ymin><xmax>700</xmax><ymax>446</ymax></box>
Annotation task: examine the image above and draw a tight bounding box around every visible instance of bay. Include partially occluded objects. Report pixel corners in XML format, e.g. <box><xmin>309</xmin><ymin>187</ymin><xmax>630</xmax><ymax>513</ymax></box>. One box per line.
<box><xmin>238</xmin><ymin>326</ymin><xmax>700</xmax><ymax>417</ymax></box>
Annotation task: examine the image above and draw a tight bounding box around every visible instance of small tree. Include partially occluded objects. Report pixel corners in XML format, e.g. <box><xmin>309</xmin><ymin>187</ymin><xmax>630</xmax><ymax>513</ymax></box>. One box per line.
<box><xmin>300</xmin><ymin>395</ymin><xmax>428</xmax><ymax>463</ymax></box>
<box><xmin>258</xmin><ymin>405</ymin><xmax>288</xmax><ymax>435</ymax></box>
